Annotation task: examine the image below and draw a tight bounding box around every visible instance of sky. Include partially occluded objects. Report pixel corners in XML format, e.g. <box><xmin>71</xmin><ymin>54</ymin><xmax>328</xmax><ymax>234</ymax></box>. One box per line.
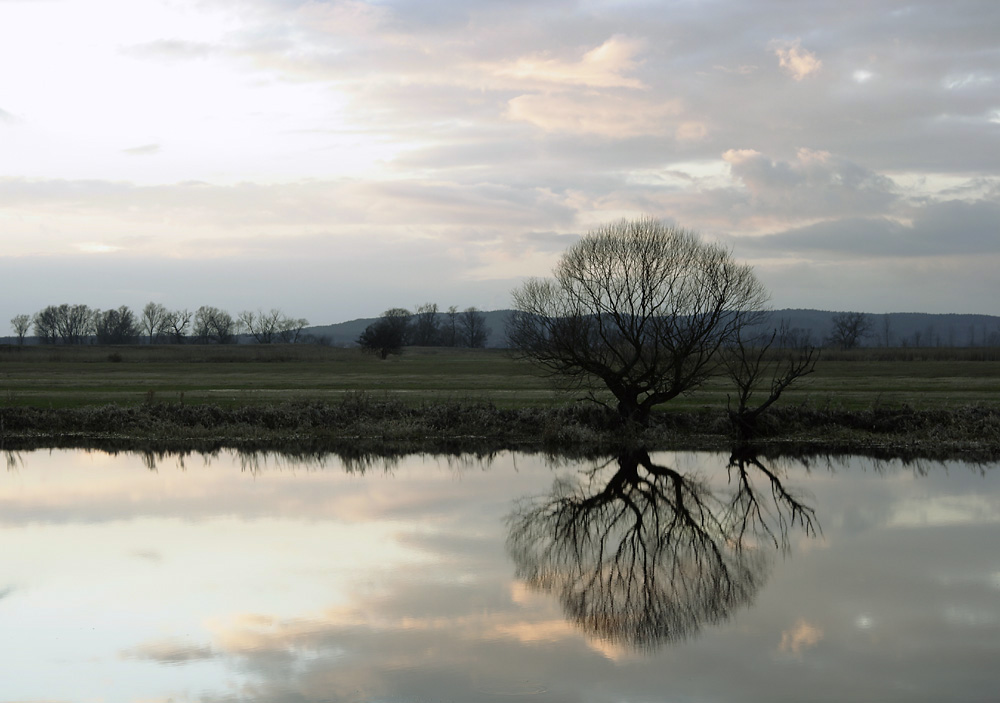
<box><xmin>1</xmin><ymin>0</ymin><xmax>998</xmax><ymax>331</ymax></box>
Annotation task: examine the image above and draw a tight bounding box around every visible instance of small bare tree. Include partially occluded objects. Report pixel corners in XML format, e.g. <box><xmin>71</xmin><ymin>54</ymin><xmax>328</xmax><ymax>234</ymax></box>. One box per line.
<box><xmin>722</xmin><ymin>324</ymin><xmax>818</xmax><ymax>441</ymax></box>
<box><xmin>194</xmin><ymin>306</ymin><xmax>236</xmax><ymax>344</ymax></box>
<box><xmin>443</xmin><ymin>305</ymin><xmax>460</xmax><ymax>347</ymax></box>
<box><xmin>164</xmin><ymin>309</ymin><xmax>192</xmax><ymax>344</ymax></box>
<box><xmin>10</xmin><ymin>314</ymin><xmax>30</xmax><ymax>344</ymax></box>
<box><xmin>239</xmin><ymin>308</ymin><xmax>283</xmax><ymax>343</ymax></box>
<box><xmin>459</xmin><ymin>307</ymin><xmax>491</xmax><ymax>348</ymax></box>
<box><xmin>141</xmin><ymin>302</ymin><xmax>169</xmax><ymax>344</ymax></box>
<box><xmin>276</xmin><ymin>316</ymin><xmax>308</xmax><ymax>343</ymax></box>
<box><xmin>32</xmin><ymin>307</ymin><xmax>60</xmax><ymax>344</ymax></box>
<box><xmin>828</xmin><ymin>311</ymin><xmax>872</xmax><ymax>350</ymax></box>
<box><xmin>411</xmin><ymin>303</ymin><xmax>440</xmax><ymax>346</ymax></box>
<box><xmin>94</xmin><ymin>306</ymin><xmax>140</xmax><ymax>345</ymax></box>
<box><xmin>358</xmin><ymin>308</ymin><xmax>411</xmax><ymax>359</ymax></box>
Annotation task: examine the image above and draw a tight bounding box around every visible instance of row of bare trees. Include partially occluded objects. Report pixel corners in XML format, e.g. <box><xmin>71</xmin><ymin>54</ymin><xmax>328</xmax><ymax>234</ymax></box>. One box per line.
<box><xmin>10</xmin><ymin>303</ymin><xmax>308</xmax><ymax>345</ymax></box>
<box><xmin>359</xmin><ymin>304</ymin><xmax>491</xmax><ymax>359</ymax></box>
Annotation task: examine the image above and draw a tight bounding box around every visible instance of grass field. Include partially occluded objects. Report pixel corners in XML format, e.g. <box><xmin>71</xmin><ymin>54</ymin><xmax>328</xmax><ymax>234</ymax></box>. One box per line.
<box><xmin>2</xmin><ymin>342</ymin><xmax>999</xmax><ymax>412</ymax></box>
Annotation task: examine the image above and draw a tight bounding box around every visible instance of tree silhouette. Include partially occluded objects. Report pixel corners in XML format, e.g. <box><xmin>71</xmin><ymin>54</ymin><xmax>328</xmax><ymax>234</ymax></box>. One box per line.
<box><xmin>506</xmin><ymin>449</ymin><xmax>816</xmax><ymax>650</ymax></box>
<box><xmin>508</xmin><ymin>217</ymin><xmax>768</xmax><ymax>426</ymax></box>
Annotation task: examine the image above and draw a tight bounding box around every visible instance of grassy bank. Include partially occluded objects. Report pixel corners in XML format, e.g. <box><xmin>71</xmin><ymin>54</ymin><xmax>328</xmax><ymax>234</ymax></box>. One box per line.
<box><xmin>1</xmin><ymin>395</ymin><xmax>998</xmax><ymax>461</ymax></box>
<box><xmin>1</xmin><ymin>344</ymin><xmax>999</xmax><ymax>458</ymax></box>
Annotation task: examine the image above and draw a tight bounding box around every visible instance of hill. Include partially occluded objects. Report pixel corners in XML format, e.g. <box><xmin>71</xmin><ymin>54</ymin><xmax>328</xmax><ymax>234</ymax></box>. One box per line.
<box><xmin>303</xmin><ymin>309</ymin><xmax>1000</xmax><ymax>349</ymax></box>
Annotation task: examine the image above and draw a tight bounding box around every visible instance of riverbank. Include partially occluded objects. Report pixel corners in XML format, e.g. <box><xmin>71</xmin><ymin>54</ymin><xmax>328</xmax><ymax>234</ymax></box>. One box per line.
<box><xmin>2</xmin><ymin>396</ymin><xmax>998</xmax><ymax>461</ymax></box>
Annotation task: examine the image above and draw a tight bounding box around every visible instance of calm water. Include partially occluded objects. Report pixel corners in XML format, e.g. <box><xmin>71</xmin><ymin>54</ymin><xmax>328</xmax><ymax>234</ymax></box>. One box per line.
<box><xmin>0</xmin><ymin>448</ymin><xmax>997</xmax><ymax>702</ymax></box>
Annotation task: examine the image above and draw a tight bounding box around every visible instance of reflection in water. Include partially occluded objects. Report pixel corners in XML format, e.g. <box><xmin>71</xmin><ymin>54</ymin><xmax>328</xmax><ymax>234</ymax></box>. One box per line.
<box><xmin>506</xmin><ymin>449</ymin><xmax>818</xmax><ymax>651</ymax></box>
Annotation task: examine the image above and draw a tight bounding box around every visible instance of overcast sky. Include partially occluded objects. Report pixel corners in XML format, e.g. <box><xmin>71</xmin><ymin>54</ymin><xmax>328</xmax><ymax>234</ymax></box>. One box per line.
<box><xmin>1</xmin><ymin>0</ymin><xmax>998</xmax><ymax>329</ymax></box>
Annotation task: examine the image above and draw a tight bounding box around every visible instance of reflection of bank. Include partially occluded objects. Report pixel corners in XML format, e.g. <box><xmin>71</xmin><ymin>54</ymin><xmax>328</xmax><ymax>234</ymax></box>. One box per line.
<box><xmin>506</xmin><ymin>449</ymin><xmax>817</xmax><ymax>651</ymax></box>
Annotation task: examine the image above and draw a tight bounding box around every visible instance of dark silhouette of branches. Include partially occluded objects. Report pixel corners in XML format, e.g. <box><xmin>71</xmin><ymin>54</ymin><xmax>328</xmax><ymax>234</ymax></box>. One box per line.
<box><xmin>508</xmin><ymin>217</ymin><xmax>769</xmax><ymax>426</ymax></box>
<box><xmin>722</xmin><ymin>323</ymin><xmax>819</xmax><ymax>441</ymax></box>
<box><xmin>506</xmin><ymin>449</ymin><xmax>817</xmax><ymax>650</ymax></box>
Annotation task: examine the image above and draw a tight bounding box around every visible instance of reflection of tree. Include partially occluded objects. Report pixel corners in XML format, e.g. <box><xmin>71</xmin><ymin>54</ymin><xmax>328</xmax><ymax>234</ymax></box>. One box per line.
<box><xmin>506</xmin><ymin>449</ymin><xmax>817</xmax><ymax>651</ymax></box>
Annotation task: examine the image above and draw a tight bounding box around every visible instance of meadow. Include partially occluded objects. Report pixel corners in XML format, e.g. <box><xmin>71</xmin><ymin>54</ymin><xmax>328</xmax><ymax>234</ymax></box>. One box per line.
<box><xmin>2</xmin><ymin>342</ymin><xmax>999</xmax><ymax>411</ymax></box>
<box><xmin>2</xmin><ymin>343</ymin><xmax>999</xmax><ymax>458</ymax></box>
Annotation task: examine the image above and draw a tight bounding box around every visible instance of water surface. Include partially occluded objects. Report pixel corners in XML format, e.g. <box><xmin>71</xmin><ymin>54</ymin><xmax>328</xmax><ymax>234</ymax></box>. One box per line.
<box><xmin>1</xmin><ymin>448</ymin><xmax>997</xmax><ymax>702</ymax></box>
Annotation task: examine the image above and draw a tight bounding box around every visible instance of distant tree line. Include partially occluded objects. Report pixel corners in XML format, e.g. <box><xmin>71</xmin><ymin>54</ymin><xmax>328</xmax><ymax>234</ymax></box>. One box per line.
<box><xmin>822</xmin><ymin>311</ymin><xmax>1000</xmax><ymax>350</ymax></box>
<box><xmin>10</xmin><ymin>303</ymin><xmax>309</xmax><ymax>345</ymax></box>
<box><xmin>359</xmin><ymin>304</ymin><xmax>491</xmax><ymax>359</ymax></box>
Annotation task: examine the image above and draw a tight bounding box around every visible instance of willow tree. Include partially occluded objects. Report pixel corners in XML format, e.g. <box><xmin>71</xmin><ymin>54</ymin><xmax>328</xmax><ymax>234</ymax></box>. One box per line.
<box><xmin>507</xmin><ymin>217</ymin><xmax>768</xmax><ymax>426</ymax></box>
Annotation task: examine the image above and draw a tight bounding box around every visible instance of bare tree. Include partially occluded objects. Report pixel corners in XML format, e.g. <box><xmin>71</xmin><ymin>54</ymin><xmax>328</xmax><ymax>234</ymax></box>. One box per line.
<box><xmin>276</xmin><ymin>316</ymin><xmax>308</xmax><ymax>343</ymax></box>
<box><xmin>32</xmin><ymin>307</ymin><xmax>60</xmax><ymax>344</ymax></box>
<box><xmin>239</xmin><ymin>308</ymin><xmax>284</xmax><ymax>343</ymax></box>
<box><xmin>94</xmin><ymin>306</ymin><xmax>140</xmax><ymax>345</ymax></box>
<box><xmin>10</xmin><ymin>314</ymin><xmax>30</xmax><ymax>344</ymax></box>
<box><xmin>722</xmin><ymin>324</ymin><xmax>818</xmax><ymax>441</ymax></box>
<box><xmin>827</xmin><ymin>311</ymin><xmax>873</xmax><ymax>350</ymax></box>
<box><xmin>507</xmin><ymin>217</ymin><xmax>769</xmax><ymax>426</ymax></box>
<box><xmin>881</xmin><ymin>314</ymin><xmax>893</xmax><ymax>348</ymax></box>
<box><xmin>194</xmin><ymin>306</ymin><xmax>236</xmax><ymax>344</ymax></box>
<box><xmin>358</xmin><ymin>308</ymin><xmax>411</xmax><ymax>359</ymax></box>
<box><xmin>163</xmin><ymin>309</ymin><xmax>192</xmax><ymax>344</ymax></box>
<box><xmin>443</xmin><ymin>305</ymin><xmax>460</xmax><ymax>347</ymax></box>
<box><xmin>53</xmin><ymin>304</ymin><xmax>93</xmax><ymax>344</ymax></box>
<box><xmin>410</xmin><ymin>303</ymin><xmax>440</xmax><ymax>346</ymax></box>
<box><xmin>459</xmin><ymin>306</ymin><xmax>491</xmax><ymax>348</ymax></box>
<box><xmin>141</xmin><ymin>302</ymin><xmax>169</xmax><ymax>344</ymax></box>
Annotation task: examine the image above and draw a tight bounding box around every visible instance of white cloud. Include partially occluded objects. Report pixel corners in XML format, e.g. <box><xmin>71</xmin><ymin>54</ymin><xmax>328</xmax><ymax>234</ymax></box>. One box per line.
<box><xmin>490</xmin><ymin>35</ymin><xmax>648</xmax><ymax>89</ymax></box>
<box><xmin>507</xmin><ymin>92</ymin><xmax>683</xmax><ymax>137</ymax></box>
<box><xmin>771</xmin><ymin>39</ymin><xmax>822</xmax><ymax>81</ymax></box>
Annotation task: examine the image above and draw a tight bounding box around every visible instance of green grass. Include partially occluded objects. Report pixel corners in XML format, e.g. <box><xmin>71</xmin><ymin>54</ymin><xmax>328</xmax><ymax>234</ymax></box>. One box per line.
<box><xmin>2</xmin><ymin>343</ymin><xmax>999</xmax><ymax>413</ymax></box>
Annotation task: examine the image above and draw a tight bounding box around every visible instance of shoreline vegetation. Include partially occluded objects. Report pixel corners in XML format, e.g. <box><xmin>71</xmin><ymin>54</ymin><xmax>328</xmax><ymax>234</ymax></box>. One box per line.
<box><xmin>2</xmin><ymin>344</ymin><xmax>999</xmax><ymax>460</ymax></box>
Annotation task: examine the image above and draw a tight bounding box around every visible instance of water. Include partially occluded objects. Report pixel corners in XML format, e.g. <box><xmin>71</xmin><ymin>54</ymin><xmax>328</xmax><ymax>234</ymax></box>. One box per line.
<box><xmin>0</xmin><ymin>448</ymin><xmax>997</xmax><ymax>702</ymax></box>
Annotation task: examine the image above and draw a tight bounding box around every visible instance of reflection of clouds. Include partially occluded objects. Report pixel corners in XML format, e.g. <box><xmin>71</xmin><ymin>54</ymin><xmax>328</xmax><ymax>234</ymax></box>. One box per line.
<box><xmin>3</xmin><ymin>449</ymin><xmax>999</xmax><ymax>702</ymax></box>
<box><xmin>779</xmin><ymin>618</ymin><xmax>824</xmax><ymax>655</ymax></box>
<box><xmin>122</xmin><ymin>638</ymin><xmax>217</xmax><ymax>665</ymax></box>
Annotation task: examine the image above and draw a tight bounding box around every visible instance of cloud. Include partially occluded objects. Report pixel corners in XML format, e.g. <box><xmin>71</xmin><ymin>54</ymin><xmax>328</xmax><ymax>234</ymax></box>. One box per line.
<box><xmin>0</xmin><ymin>106</ymin><xmax>16</xmax><ymax>123</ymax></box>
<box><xmin>490</xmin><ymin>35</ymin><xmax>647</xmax><ymax>89</ymax></box>
<box><xmin>122</xmin><ymin>638</ymin><xmax>217</xmax><ymax>665</ymax></box>
<box><xmin>507</xmin><ymin>92</ymin><xmax>683</xmax><ymax>137</ymax></box>
<box><xmin>122</xmin><ymin>143</ymin><xmax>160</xmax><ymax>156</ymax></box>
<box><xmin>122</xmin><ymin>39</ymin><xmax>217</xmax><ymax>61</ymax></box>
<box><xmin>771</xmin><ymin>39</ymin><xmax>822</xmax><ymax>80</ymax></box>
<box><xmin>722</xmin><ymin>147</ymin><xmax>899</xmax><ymax>219</ymax></box>
<box><xmin>740</xmin><ymin>198</ymin><xmax>1000</xmax><ymax>258</ymax></box>
<box><xmin>778</xmin><ymin>618</ymin><xmax>823</xmax><ymax>655</ymax></box>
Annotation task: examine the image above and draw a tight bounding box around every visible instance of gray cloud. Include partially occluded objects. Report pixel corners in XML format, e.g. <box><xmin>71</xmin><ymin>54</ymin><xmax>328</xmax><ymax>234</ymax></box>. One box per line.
<box><xmin>741</xmin><ymin>198</ymin><xmax>1000</xmax><ymax>258</ymax></box>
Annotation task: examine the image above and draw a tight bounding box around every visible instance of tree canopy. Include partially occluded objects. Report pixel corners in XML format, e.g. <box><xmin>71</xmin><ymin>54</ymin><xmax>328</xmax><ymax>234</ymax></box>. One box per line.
<box><xmin>507</xmin><ymin>217</ymin><xmax>769</xmax><ymax>425</ymax></box>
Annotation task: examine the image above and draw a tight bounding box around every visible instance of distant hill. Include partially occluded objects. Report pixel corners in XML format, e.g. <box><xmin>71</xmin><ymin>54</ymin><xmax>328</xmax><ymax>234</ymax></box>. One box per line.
<box><xmin>304</xmin><ymin>308</ymin><xmax>1000</xmax><ymax>349</ymax></box>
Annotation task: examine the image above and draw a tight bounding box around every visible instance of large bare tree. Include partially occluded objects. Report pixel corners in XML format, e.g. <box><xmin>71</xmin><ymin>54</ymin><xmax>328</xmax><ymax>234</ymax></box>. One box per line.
<box><xmin>507</xmin><ymin>217</ymin><xmax>769</xmax><ymax>425</ymax></box>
